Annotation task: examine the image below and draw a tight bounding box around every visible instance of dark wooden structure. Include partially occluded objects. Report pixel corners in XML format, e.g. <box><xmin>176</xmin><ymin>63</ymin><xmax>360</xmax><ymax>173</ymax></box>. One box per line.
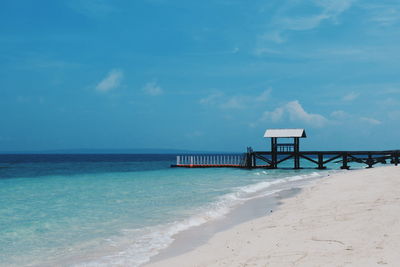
<box><xmin>251</xmin><ymin>150</ymin><xmax>399</xmax><ymax>170</ymax></box>
<box><xmin>265</xmin><ymin>129</ymin><xmax>306</xmax><ymax>169</ymax></box>
<box><xmin>172</xmin><ymin>128</ymin><xmax>400</xmax><ymax>170</ymax></box>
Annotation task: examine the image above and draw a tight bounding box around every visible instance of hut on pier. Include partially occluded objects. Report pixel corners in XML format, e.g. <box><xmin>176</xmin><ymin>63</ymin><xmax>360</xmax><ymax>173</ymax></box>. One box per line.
<box><xmin>264</xmin><ymin>128</ymin><xmax>307</xmax><ymax>169</ymax></box>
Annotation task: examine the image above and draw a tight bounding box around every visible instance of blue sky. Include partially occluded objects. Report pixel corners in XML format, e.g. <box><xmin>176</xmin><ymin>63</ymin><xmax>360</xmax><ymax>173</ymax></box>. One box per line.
<box><xmin>1</xmin><ymin>0</ymin><xmax>400</xmax><ymax>152</ymax></box>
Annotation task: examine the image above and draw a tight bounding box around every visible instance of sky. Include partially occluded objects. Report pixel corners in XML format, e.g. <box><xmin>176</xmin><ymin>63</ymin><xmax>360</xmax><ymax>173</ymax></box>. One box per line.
<box><xmin>1</xmin><ymin>0</ymin><xmax>400</xmax><ymax>152</ymax></box>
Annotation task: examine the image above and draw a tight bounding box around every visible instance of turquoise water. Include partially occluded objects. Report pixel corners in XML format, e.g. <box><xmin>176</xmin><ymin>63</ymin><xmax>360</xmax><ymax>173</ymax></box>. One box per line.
<box><xmin>0</xmin><ymin>154</ymin><xmax>348</xmax><ymax>266</ymax></box>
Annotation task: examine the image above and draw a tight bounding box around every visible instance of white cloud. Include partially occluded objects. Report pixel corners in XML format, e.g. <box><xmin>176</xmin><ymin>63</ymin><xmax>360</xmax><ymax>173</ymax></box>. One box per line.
<box><xmin>257</xmin><ymin>0</ymin><xmax>354</xmax><ymax>49</ymax></box>
<box><xmin>316</xmin><ymin>0</ymin><xmax>354</xmax><ymax>16</ymax></box>
<box><xmin>342</xmin><ymin>92</ymin><xmax>360</xmax><ymax>101</ymax></box>
<box><xmin>379</xmin><ymin>97</ymin><xmax>400</xmax><ymax>106</ymax></box>
<box><xmin>255</xmin><ymin>88</ymin><xmax>272</xmax><ymax>102</ymax></box>
<box><xmin>220</xmin><ymin>96</ymin><xmax>246</xmax><ymax>109</ymax></box>
<box><xmin>364</xmin><ymin>3</ymin><xmax>400</xmax><ymax>27</ymax></box>
<box><xmin>277</xmin><ymin>14</ymin><xmax>330</xmax><ymax>32</ymax></box>
<box><xmin>199</xmin><ymin>92</ymin><xmax>223</xmax><ymax>105</ymax></box>
<box><xmin>256</xmin><ymin>100</ymin><xmax>328</xmax><ymax>127</ymax></box>
<box><xmin>285</xmin><ymin>101</ymin><xmax>328</xmax><ymax>127</ymax></box>
<box><xmin>142</xmin><ymin>81</ymin><xmax>163</xmax><ymax>96</ymax></box>
<box><xmin>331</xmin><ymin>111</ymin><xmax>383</xmax><ymax>125</ymax></box>
<box><xmin>253</xmin><ymin>46</ymin><xmax>282</xmax><ymax>56</ymax></box>
<box><xmin>330</xmin><ymin>110</ymin><xmax>348</xmax><ymax>119</ymax></box>
<box><xmin>259</xmin><ymin>32</ymin><xmax>286</xmax><ymax>44</ymax></box>
<box><xmin>360</xmin><ymin>117</ymin><xmax>381</xmax><ymax>125</ymax></box>
<box><xmin>96</xmin><ymin>69</ymin><xmax>123</xmax><ymax>92</ymax></box>
<box><xmin>261</xmin><ymin>107</ymin><xmax>285</xmax><ymax>122</ymax></box>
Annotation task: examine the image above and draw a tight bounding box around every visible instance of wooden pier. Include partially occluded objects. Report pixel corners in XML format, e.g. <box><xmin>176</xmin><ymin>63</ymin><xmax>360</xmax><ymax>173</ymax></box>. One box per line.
<box><xmin>172</xmin><ymin>129</ymin><xmax>400</xmax><ymax>170</ymax></box>
<box><xmin>172</xmin><ymin>150</ymin><xmax>400</xmax><ymax>169</ymax></box>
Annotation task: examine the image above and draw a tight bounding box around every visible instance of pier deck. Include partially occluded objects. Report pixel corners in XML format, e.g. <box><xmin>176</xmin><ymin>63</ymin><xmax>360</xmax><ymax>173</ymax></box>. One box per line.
<box><xmin>172</xmin><ymin>150</ymin><xmax>400</xmax><ymax>170</ymax></box>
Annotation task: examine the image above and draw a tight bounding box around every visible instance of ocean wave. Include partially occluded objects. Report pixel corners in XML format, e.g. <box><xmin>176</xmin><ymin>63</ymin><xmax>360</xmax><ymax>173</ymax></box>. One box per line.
<box><xmin>73</xmin><ymin>171</ymin><xmax>329</xmax><ymax>267</ymax></box>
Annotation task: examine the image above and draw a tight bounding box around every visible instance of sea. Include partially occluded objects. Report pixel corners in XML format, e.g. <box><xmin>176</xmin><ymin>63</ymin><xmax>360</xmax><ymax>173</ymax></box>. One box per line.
<box><xmin>0</xmin><ymin>154</ymin><xmax>355</xmax><ymax>266</ymax></box>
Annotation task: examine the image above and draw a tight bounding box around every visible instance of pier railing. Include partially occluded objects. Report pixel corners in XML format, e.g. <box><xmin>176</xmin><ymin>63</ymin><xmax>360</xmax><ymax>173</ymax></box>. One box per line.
<box><xmin>173</xmin><ymin>154</ymin><xmax>247</xmax><ymax>168</ymax></box>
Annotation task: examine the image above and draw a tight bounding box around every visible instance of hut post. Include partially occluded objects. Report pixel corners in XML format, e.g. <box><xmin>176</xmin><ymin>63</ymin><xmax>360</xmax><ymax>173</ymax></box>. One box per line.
<box><xmin>341</xmin><ymin>153</ymin><xmax>350</xmax><ymax>169</ymax></box>
<box><xmin>271</xmin><ymin>137</ymin><xmax>277</xmax><ymax>168</ymax></box>
<box><xmin>294</xmin><ymin>137</ymin><xmax>300</xmax><ymax>169</ymax></box>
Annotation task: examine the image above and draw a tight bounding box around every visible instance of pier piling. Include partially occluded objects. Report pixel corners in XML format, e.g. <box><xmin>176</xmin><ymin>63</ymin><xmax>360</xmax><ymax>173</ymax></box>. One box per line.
<box><xmin>341</xmin><ymin>153</ymin><xmax>350</xmax><ymax>169</ymax></box>
<box><xmin>317</xmin><ymin>154</ymin><xmax>326</xmax><ymax>169</ymax></box>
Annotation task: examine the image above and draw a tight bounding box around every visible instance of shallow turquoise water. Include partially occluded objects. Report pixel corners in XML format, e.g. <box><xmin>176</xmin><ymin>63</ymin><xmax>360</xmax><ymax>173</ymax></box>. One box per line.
<box><xmin>0</xmin><ymin>154</ymin><xmax>350</xmax><ymax>266</ymax></box>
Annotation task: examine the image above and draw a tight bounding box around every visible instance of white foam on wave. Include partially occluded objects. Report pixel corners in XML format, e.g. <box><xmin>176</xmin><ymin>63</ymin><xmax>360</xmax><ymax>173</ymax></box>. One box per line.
<box><xmin>73</xmin><ymin>171</ymin><xmax>329</xmax><ymax>267</ymax></box>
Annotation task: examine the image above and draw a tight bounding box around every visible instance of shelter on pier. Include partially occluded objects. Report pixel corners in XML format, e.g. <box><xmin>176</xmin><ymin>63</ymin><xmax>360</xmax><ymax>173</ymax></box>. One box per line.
<box><xmin>264</xmin><ymin>128</ymin><xmax>306</xmax><ymax>169</ymax></box>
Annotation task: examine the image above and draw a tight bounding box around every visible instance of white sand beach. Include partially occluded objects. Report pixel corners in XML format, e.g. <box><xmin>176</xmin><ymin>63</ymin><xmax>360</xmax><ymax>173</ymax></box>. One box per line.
<box><xmin>146</xmin><ymin>166</ymin><xmax>400</xmax><ymax>266</ymax></box>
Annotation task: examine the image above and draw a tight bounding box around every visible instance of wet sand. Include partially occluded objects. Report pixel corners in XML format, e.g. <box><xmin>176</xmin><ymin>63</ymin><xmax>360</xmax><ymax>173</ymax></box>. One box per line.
<box><xmin>146</xmin><ymin>166</ymin><xmax>400</xmax><ymax>266</ymax></box>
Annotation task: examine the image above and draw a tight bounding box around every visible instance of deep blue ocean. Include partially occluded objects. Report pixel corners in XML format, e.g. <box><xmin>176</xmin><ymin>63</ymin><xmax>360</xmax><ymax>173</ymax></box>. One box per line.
<box><xmin>0</xmin><ymin>154</ymin><xmax>344</xmax><ymax>266</ymax></box>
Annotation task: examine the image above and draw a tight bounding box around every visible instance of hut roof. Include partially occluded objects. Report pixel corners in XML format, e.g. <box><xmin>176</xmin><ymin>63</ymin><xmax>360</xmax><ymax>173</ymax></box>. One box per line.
<box><xmin>264</xmin><ymin>128</ymin><xmax>306</xmax><ymax>138</ymax></box>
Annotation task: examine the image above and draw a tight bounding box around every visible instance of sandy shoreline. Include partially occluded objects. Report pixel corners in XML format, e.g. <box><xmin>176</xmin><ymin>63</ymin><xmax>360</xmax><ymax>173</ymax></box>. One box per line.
<box><xmin>145</xmin><ymin>166</ymin><xmax>400</xmax><ymax>266</ymax></box>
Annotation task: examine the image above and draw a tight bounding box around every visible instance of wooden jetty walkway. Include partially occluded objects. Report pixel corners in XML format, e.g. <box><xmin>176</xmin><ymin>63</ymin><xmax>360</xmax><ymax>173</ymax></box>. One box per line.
<box><xmin>172</xmin><ymin>129</ymin><xmax>400</xmax><ymax>170</ymax></box>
